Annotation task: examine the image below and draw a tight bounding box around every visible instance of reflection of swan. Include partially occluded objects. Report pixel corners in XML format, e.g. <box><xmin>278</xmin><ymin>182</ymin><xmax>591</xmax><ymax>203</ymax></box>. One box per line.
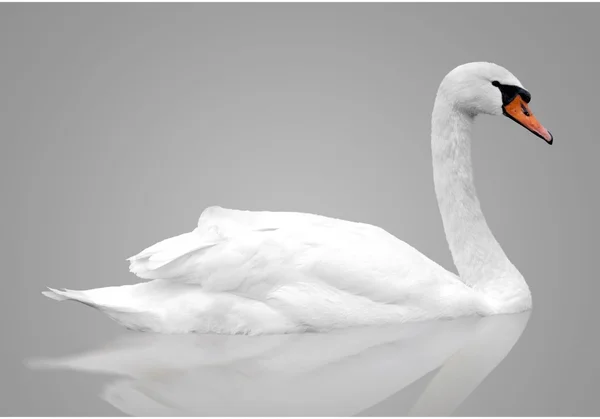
<box><xmin>29</xmin><ymin>312</ymin><xmax>530</xmax><ymax>416</ymax></box>
<box><xmin>42</xmin><ymin>62</ymin><xmax>552</xmax><ymax>334</ymax></box>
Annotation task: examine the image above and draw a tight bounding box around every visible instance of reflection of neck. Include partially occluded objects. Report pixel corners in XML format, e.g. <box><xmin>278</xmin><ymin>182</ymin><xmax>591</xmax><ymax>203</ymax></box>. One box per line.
<box><xmin>431</xmin><ymin>94</ymin><xmax>530</xmax><ymax>311</ymax></box>
<box><xmin>409</xmin><ymin>311</ymin><xmax>531</xmax><ymax>416</ymax></box>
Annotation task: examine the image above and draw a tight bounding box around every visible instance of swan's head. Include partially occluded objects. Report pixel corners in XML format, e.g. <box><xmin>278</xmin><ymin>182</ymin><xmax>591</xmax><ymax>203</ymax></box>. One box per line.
<box><xmin>439</xmin><ymin>62</ymin><xmax>553</xmax><ymax>144</ymax></box>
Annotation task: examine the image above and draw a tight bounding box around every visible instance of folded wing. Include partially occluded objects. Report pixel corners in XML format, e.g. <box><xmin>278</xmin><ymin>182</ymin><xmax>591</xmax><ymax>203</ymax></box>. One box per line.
<box><xmin>127</xmin><ymin>206</ymin><xmax>478</xmax><ymax>324</ymax></box>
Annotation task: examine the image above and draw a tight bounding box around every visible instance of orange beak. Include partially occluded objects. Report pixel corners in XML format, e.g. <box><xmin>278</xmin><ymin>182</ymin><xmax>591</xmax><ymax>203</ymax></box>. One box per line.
<box><xmin>503</xmin><ymin>95</ymin><xmax>553</xmax><ymax>144</ymax></box>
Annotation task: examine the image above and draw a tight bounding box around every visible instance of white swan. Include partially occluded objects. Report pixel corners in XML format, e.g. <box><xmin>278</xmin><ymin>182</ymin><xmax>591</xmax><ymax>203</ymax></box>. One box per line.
<box><xmin>43</xmin><ymin>62</ymin><xmax>552</xmax><ymax>334</ymax></box>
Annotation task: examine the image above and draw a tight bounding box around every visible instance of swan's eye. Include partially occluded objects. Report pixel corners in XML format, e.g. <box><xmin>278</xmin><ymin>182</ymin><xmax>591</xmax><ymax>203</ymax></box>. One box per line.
<box><xmin>491</xmin><ymin>81</ymin><xmax>532</xmax><ymax>106</ymax></box>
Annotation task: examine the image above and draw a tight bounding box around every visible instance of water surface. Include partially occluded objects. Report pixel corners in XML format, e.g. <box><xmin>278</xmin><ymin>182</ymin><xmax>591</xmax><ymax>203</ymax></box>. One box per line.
<box><xmin>25</xmin><ymin>313</ymin><xmax>530</xmax><ymax>416</ymax></box>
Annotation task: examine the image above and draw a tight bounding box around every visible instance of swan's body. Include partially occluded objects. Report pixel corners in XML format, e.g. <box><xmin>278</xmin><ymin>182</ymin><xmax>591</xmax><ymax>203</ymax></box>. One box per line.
<box><xmin>44</xmin><ymin>62</ymin><xmax>552</xmax><ymax>334</ymax></box>
<box><xmin>47</xmin><ymin>207</ymin><xmax>489</xmax><ymax>334</ymax></box>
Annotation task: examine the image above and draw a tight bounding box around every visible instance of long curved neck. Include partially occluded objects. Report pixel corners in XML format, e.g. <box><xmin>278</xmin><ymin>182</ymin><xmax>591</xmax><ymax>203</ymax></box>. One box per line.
<box><xmin>431</xmin><ymin>93</ymin><xmax>530</xmax><ymax>310</ymax></box>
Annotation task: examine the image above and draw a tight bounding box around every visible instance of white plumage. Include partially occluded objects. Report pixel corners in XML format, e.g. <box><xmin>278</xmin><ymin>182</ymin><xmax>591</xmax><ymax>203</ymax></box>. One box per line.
<box><xmin>43</xmin><ymin>62</ymin><xmax>551</xmax><ymax>334</ymax></box>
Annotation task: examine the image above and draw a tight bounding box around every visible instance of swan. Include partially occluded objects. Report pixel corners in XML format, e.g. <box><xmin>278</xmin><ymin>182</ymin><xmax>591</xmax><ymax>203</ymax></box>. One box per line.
<box><xmin>42</xmin><ymin>62</ymin><xmax>552</xmax><ymax>334</ymax></box>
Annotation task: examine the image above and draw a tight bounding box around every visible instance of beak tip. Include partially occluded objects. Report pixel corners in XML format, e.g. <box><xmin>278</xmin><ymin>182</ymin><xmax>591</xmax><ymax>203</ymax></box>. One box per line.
<box><xmin>546</xmin><ymin>132</ymin><xmax>553</xmax><ymax>145</ymax></box>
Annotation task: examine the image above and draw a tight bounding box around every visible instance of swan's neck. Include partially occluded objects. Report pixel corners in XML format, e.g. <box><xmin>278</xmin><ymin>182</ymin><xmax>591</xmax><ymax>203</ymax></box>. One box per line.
<box><xmin>431</xmin><ymin>95</ymin><xmax>531</xmax><ymax>311</ymax></box>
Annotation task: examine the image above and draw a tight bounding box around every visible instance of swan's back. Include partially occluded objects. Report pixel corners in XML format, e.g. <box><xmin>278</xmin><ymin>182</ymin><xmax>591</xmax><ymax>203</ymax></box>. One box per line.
<box><xmin>104</xmin><ymin>207</ymin><xmax>489</xmax><ymax>333</ymax></box>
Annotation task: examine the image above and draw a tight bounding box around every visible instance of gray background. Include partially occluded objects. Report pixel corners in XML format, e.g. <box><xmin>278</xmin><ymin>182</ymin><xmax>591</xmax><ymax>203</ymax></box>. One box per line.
<box><xmin>1</xmin><ymin>3</ymin><xmax>599</xmax><ymax>416</ymax></box>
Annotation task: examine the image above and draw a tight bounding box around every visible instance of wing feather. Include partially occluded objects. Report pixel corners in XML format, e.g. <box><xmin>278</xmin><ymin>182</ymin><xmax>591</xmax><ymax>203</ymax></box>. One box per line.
<box><xmin>128</xmin><ymin>230</ymin><xmax>219</xmax><ymax>279</ymax></box>
<box><xmin>127</xmin><ymin>207</ymin><xmax>475</xmax><ymax>321</ymax></box>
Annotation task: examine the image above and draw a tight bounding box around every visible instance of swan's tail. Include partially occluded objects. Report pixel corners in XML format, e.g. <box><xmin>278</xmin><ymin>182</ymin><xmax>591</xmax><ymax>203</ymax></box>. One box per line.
<box><xmin>42</xmin><ymin>287</ymin><xmax>98</xmax><ymax>306</ymax></box>
<box><xmin>41</xmin><ymin>285</ymin><xmax>162</xmax><ymax>332</ymax></box>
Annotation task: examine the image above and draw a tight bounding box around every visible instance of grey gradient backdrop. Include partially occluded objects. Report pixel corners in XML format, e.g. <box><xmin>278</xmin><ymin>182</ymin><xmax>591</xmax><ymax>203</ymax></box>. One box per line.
<box><xmin>2</xmin><ymin>3</ymin><xmax>599</xmax><ymax>416</ymax></box>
